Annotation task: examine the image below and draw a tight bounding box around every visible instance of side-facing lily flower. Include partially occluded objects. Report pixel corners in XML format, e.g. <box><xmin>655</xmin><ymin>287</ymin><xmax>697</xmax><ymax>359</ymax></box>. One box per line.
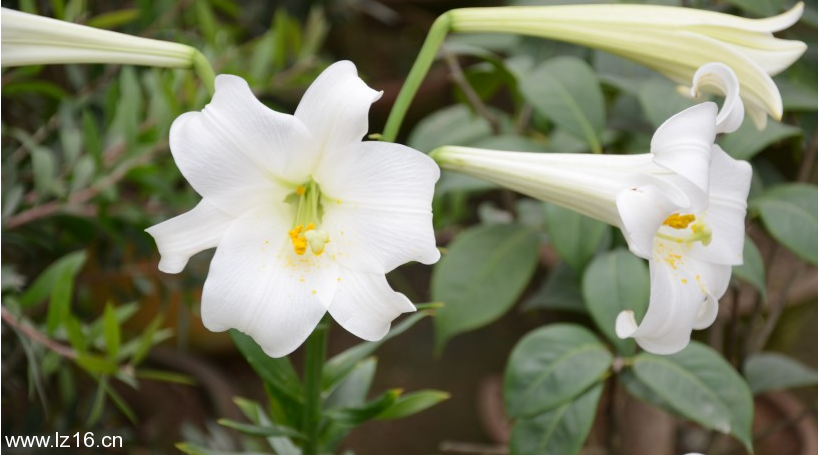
<box><xmin>146</xmin><ymin>61</ymin><xmax>440</xmax><ymax>357</ymax></box>
<box><xmin>447</xmin><ymin>3</ymin><xmax>806</xmax><ymax>129</ymax></box>
<box><xmin>1</xmin><ymin>7</ymin><xmax>213</xmax><ymax>90</ymax></box>
<box><xmin>430</xmin><ymin>63</ymin><xmax>751</xmax><ymax>354</ymax></box>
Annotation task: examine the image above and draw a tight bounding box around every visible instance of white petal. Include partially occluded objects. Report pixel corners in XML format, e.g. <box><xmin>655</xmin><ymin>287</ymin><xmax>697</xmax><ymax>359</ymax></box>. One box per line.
<box><xmin>691</xmin><ymin>63</ymin><xmax>744</xmax><ymax>134</ymax></box>
<box><xmin>200</xmin><ymin>206</ymin><xmax>338</xmax><ymax>358</ymax></box>
<box><xmin>321</xmin><ymin>204</ymin><xmax>439</xmax><ymax>275</ymax></box>
<box><xmin>692</xmin><ymin>263</ymin><xmax>732</xmax><ymax>329</ymax></box>
<box><xmin>616</xmin><ymin>184</ymin><xmax>681</xmax><ymax>260</ymax></box>
<box><xmin>145</xmin><ymin>199</ymin><xmax>234</xmax><ymax>273</ymax></box>
<box><xmin>651</xmin><ymin>102</ymin><xmax>717</xmax><ymax>197</ymax></box>
<box><xmin>688</xmin><ymin>146</ymin><xmax>751</xmax><ymax>265</ymax></box>
<box><xmin>616</xmin><ymin>258</ymin><xmax>705</xmax><ymax>355</ymax></box>
<box><xmin>170</xmin><ymin>75</ymin><xmax>306</xmax><ymax>215</ymax></box>
<box><xmin>317</xmin><ymin>141</ymin><xmax>440</xmax><ymax>211</ymax></box>
<box><xmin>294</xmin><ymin>61</ymin><xmax>382</xmax><ymax>157</ymax></box>
<box><xmin>328</xmin><ymin>269</ymin><xmax>416</xmax><ymax>341</ymax></box>
<box><xmin>316</xmin><ymin>141</ymin><xmax>441</xmax><ymax>274</ymax></box>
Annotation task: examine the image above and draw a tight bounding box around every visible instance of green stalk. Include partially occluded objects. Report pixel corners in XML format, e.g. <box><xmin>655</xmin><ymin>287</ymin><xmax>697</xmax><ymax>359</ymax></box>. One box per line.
<box><xmin>192</xmin><ymin>49</ymin><xmax>216</xmax><ymax>95</ymax></box>
<box><xmin>301</xmin><ymin>320</ymin><xmax>328</xmax><ymax>455</ymax></box>
<box><xmin>381</xmin><ymin>12</ymin><xmax>452</xmax><ymax>143</ymax></box>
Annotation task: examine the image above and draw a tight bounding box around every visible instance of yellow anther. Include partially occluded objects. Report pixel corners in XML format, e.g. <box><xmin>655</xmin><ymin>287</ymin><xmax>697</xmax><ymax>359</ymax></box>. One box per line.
<box><xmin>288</xmin><ymin>224</ymin><xmax>329</xmax><ymax>256</ymax></box>
<box><xmin>295</xmin><ymin>185</ymin><xmax>306</xmax><ymax>195</ymax></box>
<box><xmin>662</xmin><ymin>213</ymin><xmax>697</xmax><ymax>229</ymax></box>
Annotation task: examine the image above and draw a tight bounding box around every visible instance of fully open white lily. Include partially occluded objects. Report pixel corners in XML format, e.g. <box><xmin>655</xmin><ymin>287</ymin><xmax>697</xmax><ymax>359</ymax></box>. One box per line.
<box><xmin>448</xmin><ymin>3</ymin><xmax>806</xmax><ymax>129</ymax></box>
<box><xmin>146</xmin><ymin>61</ymin><xmax>440</xmax><ymax>357</ymax></box>
<box><xmin>431</xmin><ymin>63</ymin><xmax>752</xmax><ymax>354</ymax></box>
<box><xmin>1</xmin><ymin>7</ymin><xmax>199</xmax><ymax>68</ymax></box>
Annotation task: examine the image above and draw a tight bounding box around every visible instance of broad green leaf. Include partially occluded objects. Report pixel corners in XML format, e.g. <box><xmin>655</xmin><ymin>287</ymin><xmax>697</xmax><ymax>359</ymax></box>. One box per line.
<box><xmin>471</xmin><ymin>134</ymin><xmax>547</xmax><ymax>153</ymax></box>
<box><xmin>520</xmin><ymin>56</ymin><xmax>605</xmax><ymax>152</ymax></box>
<box><xmin>407</xmin><ymin>105</ymin><xmax>495</xmax><ymax>153</ymax></box>
<box><xmin>522</xmin><ymin>264</ymin><xmax>585</xmax><ymax>313</ymax></box>
<box><xmin>323</xmin><ymin>311</ymin><xmax>429</xmax><ymax>390</ymax></box>
<box><xmin>753</xmin><ymin>184</ymin><xmax>818</xmax><ymax>266</ymax></box>
<box><xmin>433</xmin><ymin>224</ymin><xmax>540</xmax><ymax>352</ymax></box>
<box><xmin>326</xmin><ymin>389</ymin><xmax>401</xmax><ymax>426</ymax></box>
<box><xmin>505</xmin><ymin>324</ymin><xmax>612</xmax><ymax>418</ymax></box>
<box><xmin>732</xmin><ymin>237</ymin><xmax>766</xmax><ymax>300</ymax></box>
<box><xmin>229</xmin><ymin>330</ymin><xmax>302</xmax><ymax>401</ymax></box>
<box><xmin>637</xmin><ymin>79</ymin><xmax>696</xmax><ymax>129</ymax></box>
<box><xmin>545</xmin><ymin>203</ymin><xmax>610</xmax><ymax>273</ymax></box>
<box><xmin>744</xmin><ymin>352</ymin><xmax>818</xmax><ymax>395</ymax></box>
<box><xmin>377</xmin><ymin>390</ymin><xmax>450</xmax><ymax>420</ymax></box>
<box><xmin>723</xmin><ymin>0</ymin><xmax>786</xmax><ymax>16</ymax></box>
<box><xmin>582</xmin><ymin>249</ymin><xmax>649</xmax><ymax>355</ymax></box>
<box><xmin>435</xmin><ymin>171</ymin><xmax>496</xmax><ymax>196</ymax></box>
<box><xmin>778</xmin><ymin>78</ymin><xmax>818</xmax><ymax>111</ymax></box>
<box><xmin>593</xmin><ymin>50</ymin><xmax>659</xmax><ymax>95</ymax></box>
<box><xmin>619</xmin><ymin>369</ymin><xmax>674</xmax><ymax>413</ymax></box>
<box><xmin>510</xmin><ymin>383</ymin><xmax>602</xmax><ymax>455</ymax></box>
<box><xmin>218</xmin><ymin>418</ymin><xmax>305</xmax><ymax>439</ymax></box>
<box><xmin>103</xmin><ymin>303</ymin><xmax>121</xmax><ymax>360</ymax></box>
<box><xmin>633</xmin><ymin>341</ymin><xmax>753</xmax><ymax>451</ymax></box>
<box><xmin>719</xmin><ymin>119</ymin><xmax>801</xmax><ymax>161</ymax></box>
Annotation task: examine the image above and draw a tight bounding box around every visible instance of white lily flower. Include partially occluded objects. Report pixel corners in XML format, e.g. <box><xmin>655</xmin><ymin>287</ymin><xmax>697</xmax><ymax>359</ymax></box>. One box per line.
<box><xmin>146</xmin><ymin>61</ymin><xmax>440</xmax><ymax>357</ymax></box>
<box><xmin>1</xmin><ymin>7</ymin><xmax>201</xmax><ymax>69</ymax></box>
<box><xmin>448</xmin><ymin>2</ymin><xmax>806</xmax><ymax>129</ymax></box>
<box><xmin>431</xmin><ymin>63</ymin><xmax>751</xmax><ymax>355</ymax></box>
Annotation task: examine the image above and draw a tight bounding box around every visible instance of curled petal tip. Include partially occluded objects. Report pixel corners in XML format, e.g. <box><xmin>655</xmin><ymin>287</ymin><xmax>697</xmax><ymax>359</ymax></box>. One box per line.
<box><xmin>691</xmin><ymin>62</ymin><xmax>744</xmax><ymax>134</ymax></box>
<box><xmin>615</xmin><ymin>310</ymin><xmax>639</xmax><ymax>339</ymax></box>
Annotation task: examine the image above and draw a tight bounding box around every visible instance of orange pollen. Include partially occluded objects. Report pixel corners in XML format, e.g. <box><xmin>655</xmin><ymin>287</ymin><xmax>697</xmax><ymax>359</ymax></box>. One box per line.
<box><xmin>662</xmin><ymin>213</ymin><xmax>696</xmax><ymax>229</ymax></box>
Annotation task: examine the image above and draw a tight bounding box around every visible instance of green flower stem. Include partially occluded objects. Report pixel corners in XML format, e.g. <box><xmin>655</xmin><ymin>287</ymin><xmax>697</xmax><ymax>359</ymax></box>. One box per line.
<box><xmin>381</xmin><ymin>12</ymin><xmax>452</xmax><ymax>143</ymax></box>
<box><xmin>192</xmin><ymin>50</ymin><xmax>215</xmax><ymax>96</ymax></box>
<box><xmin>301</xmin><ymin>319</ymin><xmax>328</xmax><ymax>455</ymax></box>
